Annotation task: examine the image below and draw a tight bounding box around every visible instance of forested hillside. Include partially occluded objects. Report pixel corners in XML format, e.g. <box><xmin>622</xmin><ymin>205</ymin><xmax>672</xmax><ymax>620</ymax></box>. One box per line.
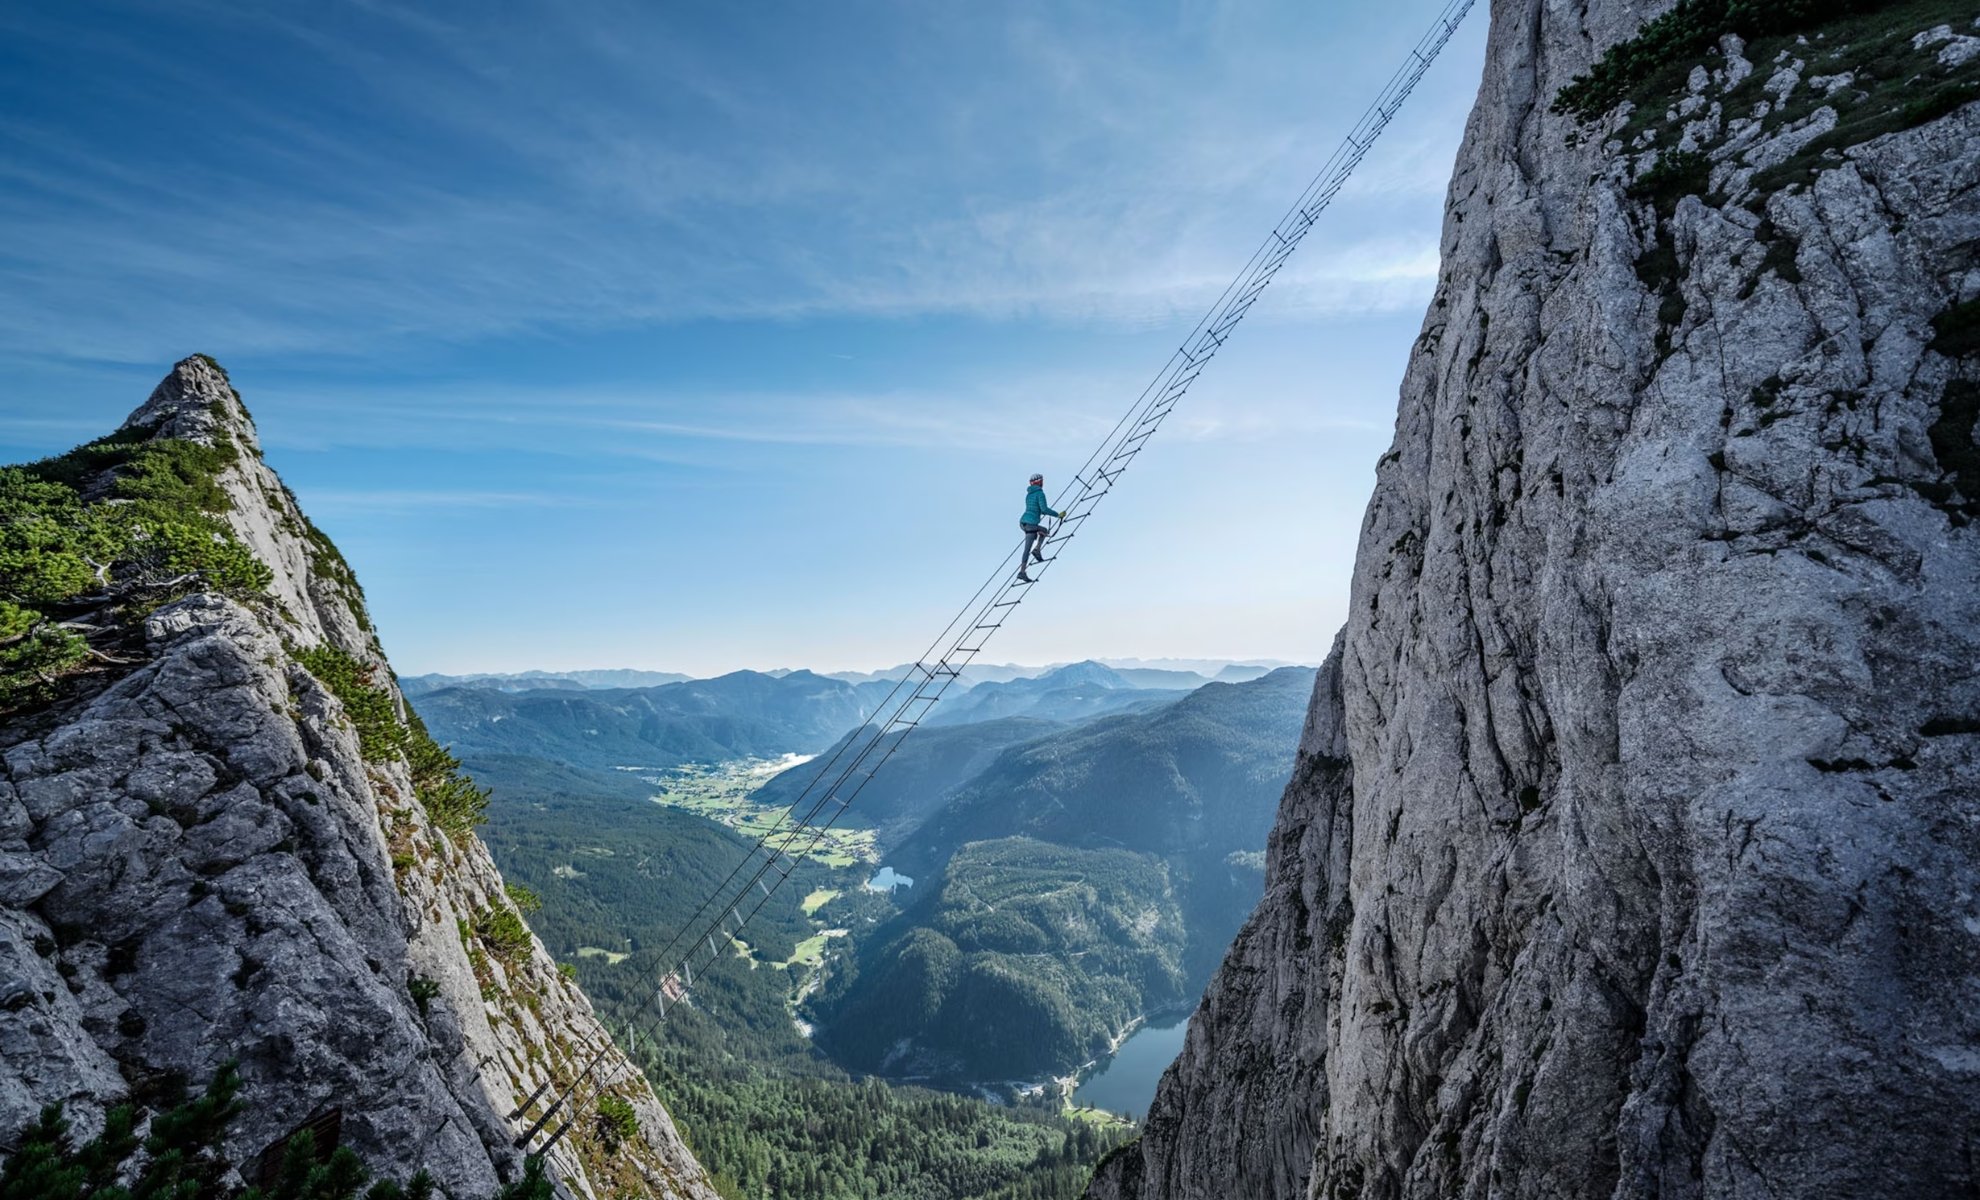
<box><xmin>814</xmin><ymin>839</ymin><xmax>1187</xmax><ymax>1080</ymax></box>
<box><xmin>894</xmin><ymin>667</ymin><xmax>1314</xmax><ymax>979</ymax></box>
<box><xmin>476</xmin><ymin>768</ymin><xmax>1135</xmax><ymax>1199</ymax></box>
<box><xmin>897</xmin><ymin>668</ymin><xmax>1315</xmax><ymax>872</ymax></box>
<box><xmin>649</xmin><ymin>1063</ymin><xmax>1130</xmax><ymax>1200</ymax></box>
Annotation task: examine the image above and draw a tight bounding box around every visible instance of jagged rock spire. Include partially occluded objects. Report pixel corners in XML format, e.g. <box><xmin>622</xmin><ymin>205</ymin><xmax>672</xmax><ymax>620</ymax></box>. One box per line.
<box><xmin>122</xmin><ymin>355</ymin><xmax>261</xmax><ymax>455</ymax></box>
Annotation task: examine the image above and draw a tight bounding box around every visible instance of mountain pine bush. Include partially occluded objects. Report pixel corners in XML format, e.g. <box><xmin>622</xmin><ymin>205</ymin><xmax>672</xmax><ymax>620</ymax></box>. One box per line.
<box><xmin>0</xmin><ymin>427</ymin><xmax>272</xmax><ymax>710</ymax></box>
<box><xmin>0</xmin><ymin>1064</ymin><xmax>552</xmax><ymax>1200</ymax></box>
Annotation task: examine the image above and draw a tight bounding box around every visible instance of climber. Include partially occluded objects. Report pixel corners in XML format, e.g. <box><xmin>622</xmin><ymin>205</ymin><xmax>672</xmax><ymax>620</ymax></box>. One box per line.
<box><xmin>1016</xmin><ymin>473</ymin><xmax>1061</xmax><ymax>584</ymax></box>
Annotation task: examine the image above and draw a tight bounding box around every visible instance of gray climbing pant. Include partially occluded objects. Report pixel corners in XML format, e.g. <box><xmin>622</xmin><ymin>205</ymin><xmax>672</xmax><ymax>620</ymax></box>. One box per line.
<box><xmin>1020</xmin><ymin>521</ymin><xmax>1049</xmax><ymax>565</ymax></box>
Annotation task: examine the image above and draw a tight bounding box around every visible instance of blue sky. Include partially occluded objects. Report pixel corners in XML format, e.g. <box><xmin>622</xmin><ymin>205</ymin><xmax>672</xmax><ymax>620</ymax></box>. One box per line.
<box><xmin>0</xmin><ymin>1</ymin><xmax>1485</xmax><ymax>676</ymax></box>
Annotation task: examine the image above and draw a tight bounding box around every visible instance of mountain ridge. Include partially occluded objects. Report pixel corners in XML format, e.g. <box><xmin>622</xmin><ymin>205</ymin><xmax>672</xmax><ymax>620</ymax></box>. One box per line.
<box><xmin>0</xmin><ymin>358</ymin><xmax>716</xmax><ymax>1198</ymax></box>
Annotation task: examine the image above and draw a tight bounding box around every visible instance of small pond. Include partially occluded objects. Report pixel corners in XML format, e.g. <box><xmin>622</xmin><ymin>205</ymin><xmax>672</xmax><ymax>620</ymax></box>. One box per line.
<box><xmin>866</xmin><ymin>866</ymin><xmax>915</xmax><ymax>893</ymax></box>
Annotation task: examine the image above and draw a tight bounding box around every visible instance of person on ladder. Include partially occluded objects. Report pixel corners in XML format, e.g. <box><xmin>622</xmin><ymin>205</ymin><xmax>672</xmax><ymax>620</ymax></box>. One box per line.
<box><xmin>1017</xmin><ymin>472</ymin><xmax>1061</xmax><ymax>583</ymax></box>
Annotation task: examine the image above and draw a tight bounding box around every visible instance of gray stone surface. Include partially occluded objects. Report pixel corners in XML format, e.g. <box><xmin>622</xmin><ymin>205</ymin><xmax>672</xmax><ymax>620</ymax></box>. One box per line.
<box><xmin>1090</xmin><ymin>2</ymin><xmax>1980</xmax><ymax>1197</ymax></box>
<box><xmin>1</xmin><ymin>363</ymin><xmax>717</xmax><ymax>1199</ymax></box>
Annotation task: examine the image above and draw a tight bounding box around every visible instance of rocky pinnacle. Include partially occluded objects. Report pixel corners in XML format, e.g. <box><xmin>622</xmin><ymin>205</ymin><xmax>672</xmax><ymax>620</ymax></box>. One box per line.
<box><xmin>0</xmin><ymin>359</ymin><xmax>718</xmax><ymax>1199</ymax></box>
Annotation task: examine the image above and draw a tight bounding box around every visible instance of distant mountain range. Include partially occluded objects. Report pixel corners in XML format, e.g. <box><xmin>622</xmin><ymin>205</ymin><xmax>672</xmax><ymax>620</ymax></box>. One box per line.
<box><xmin>403</xmin><ymin>659</ymin><xmax>1299</xmax><ymax>695</ymax></box>
<box><xmin>415</xmin><ymin>669</ymin><xmax>896</xmax><ymax>768</ymax></box>
<box><xmin>402</xmin><ymin>667</ymin><xmax>692</xmax><ymax>694</ymax></box>
<box><xmin>894</xmin><ymin>667</ymin><xmax>1317</xmax><ymax>879</ymax></box>
<box><xmin>415</xmin><ymin>660</ymin><xmax>1265</xmax><ymax>775</ymax></box>
<box><xmin>923</xmin><ymin>661</ymin><xmax>1179</xmax><ymax>727</ymax></box>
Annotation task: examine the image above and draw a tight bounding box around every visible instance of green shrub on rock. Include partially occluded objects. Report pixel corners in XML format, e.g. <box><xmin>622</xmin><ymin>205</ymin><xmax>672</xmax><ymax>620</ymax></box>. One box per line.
<box><xmin>295</xmin><ymin>645</ymin><xmax>410</xmax><ymax>763</ymax></box>
<box><xmin>1554</xmin><ymin>0</ymin><xmax>1905</xmax><ymax>121</ymax></box>
<box><xmin>0</xmin><ymin>1060</ymin><xmax>549</xmax><ymax>1200</ymax></box>
<box><xmin>0</xmin><ymin>419</ymin><xmax>271</xmax><ymax>709</ymax></box>
<box><xmin>405</xmin><ymin>720</ymin><xmax>491</xmax><ymax>839</ymax></box>
<box><xmin>474</xmin><ymin>904</ymin><xmax>535</xmax><ymax>965</ymax></box>
<box><xmin>594</xmin><ymin>1095</ymin><xmax>640</xmax><ymax>1153</ymax></box>
<box><xmin>291</xmin><ymin>645</ymin><xmax>488</xmax><ymax>840</ymax></box>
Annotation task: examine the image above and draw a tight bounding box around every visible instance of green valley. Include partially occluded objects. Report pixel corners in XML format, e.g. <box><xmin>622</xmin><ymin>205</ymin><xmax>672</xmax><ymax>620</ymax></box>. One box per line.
<box><xmin>459</xmin><ymin>661</ymin><xmax>1315</xmax><ymax>1196</ymax></box>
<box><xmin>651</xmin><ymin>758</ymin><xmax>878</xmax><ymax>868</ymax></box>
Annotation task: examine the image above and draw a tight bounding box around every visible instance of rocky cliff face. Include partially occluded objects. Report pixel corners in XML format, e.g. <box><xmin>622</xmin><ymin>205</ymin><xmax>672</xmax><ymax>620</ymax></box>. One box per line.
<box><xmin>1090</xmin><ymin>1</ymin><xmax>1980</xmax><ymax>1197</ymax></box>
<box><xmin>1</xmin><ymin>359</ymin><xmax>718</xmax><ymax>1199</ymax></box>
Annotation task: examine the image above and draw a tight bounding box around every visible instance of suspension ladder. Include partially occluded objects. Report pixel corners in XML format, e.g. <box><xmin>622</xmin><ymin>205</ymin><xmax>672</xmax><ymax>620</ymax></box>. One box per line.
<box><xmin>509</xmin><ymin>0</ymin><xmax>1477</xmax><ymax>1155</ymax></box>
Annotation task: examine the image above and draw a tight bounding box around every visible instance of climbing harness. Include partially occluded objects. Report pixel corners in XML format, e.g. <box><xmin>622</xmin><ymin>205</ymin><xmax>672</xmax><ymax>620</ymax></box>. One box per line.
<box><xmin>510</xmin><ymin>0</ymin><xmax>1477</xmax><ymax>1153</ymax></box>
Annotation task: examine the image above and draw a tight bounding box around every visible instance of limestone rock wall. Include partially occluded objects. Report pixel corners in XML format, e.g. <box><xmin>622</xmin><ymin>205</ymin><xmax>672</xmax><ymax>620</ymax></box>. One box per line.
<box><xmin>0</xmin><ymin>359</ymin><xmax>718</xmax><ymax>1200</ymax></box>
<box><xmin>1090</xmin><ymin>1</ymin><xmax>1980</xmax><ymax>1196</ymax></box>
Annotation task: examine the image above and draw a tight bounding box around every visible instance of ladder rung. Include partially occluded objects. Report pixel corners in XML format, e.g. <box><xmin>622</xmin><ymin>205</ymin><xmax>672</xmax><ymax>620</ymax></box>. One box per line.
<box><xmin>1214</xmin><ymin>297</ymin><xmax>1257</xmax><ymax>330</ymax></box>
<box><xmin>539</xmin><ymin>1116</ymin><xmax>578</xmax><ymax>1154</ymax></box>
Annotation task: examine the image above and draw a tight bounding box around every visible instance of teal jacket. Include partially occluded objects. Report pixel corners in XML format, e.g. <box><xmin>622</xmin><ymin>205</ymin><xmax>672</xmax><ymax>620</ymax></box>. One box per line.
<box><xmin>1022</xmin><ymin>484</ymin><xmax>1061</xmax><ymax>525</ymax></box>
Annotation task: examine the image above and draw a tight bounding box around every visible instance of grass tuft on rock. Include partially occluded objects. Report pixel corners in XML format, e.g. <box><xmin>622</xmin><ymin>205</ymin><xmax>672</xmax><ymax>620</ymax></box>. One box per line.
<box><xmin>0</xmin><ymin>1060</ymin><xmax>548</xmax><ymax>1200</ymax></box>
<box><xmin>1628</xmin><ymin>149</ymin><xmax>1713</xmax><ymax>217</ymax></box>
<box><xmin>1564</xmin><ymin>0</ymin><xmax>1980</xmax><ymax>213</ymax></box>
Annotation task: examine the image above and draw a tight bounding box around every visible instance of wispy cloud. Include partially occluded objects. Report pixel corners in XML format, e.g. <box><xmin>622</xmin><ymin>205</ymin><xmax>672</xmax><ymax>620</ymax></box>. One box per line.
<box><xmin>299</xmin><ymin>489</ymin><xmax>594</xmax><ymax>514</ymax></box>
<box><xmin>0</xmin><ymin>1</ymin><xmax>1483</xmax><ymax>678</ymax></box>
<box><xmin>241</xmin><ymin>345</ymin><xmax>1398</xmax><ymax>464</ymax></box>
<box><xmin>0</xmin><ymin>0</ymin><xmax>1480</xmax><ymax>366</ymax></box>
